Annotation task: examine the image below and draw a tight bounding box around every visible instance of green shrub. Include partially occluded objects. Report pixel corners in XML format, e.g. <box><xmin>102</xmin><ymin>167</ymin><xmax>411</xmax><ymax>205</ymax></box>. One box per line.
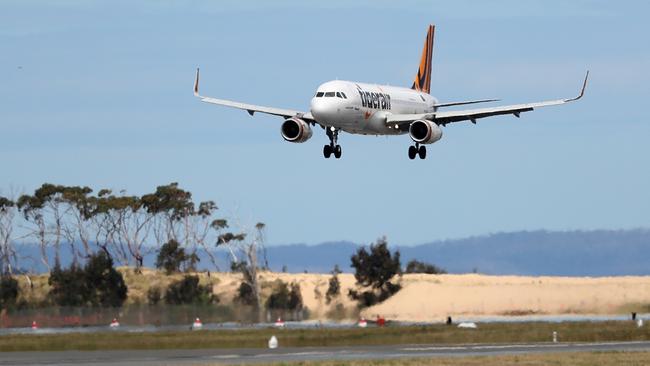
<box><xmin>348</xmin><ymin>237</ymin><xmax>402</xmax><ymax>307</ymax></box>
<box><xmin>266</xmin><ymin>280</ymin><xmax>290</xmax><ymax>310</ymax></box>
<box><xmin>85</xmin><ymin>252</ymin><xmax>128</xmax><ymax>307</ymax></box>
<box><xmin>0</xmin><ymin>275</ymin><xmax>18</xmax><ymax>309</ymax></box>
<box><xmin>156</xmin><ymin>239</ymin><xmax>187</xmax><ymax>275</ymax></box>
<box><xmin>147</xmin><ymin>286</ymin><xmax>162</xmax><ymax>305</ymax></box>
<box><xmin>266</xmin><ymin>280</ymin><xmax>302</xmax><ymax>311</ymax></box>
<box><xmin>48</xmin><ymin>264</ymin><xmax>89</xmax><ymax>306</ymax></box>
<box><xmin>326</xmin><ymin>274</ymin><xmax>341</xmax><ymax>304</ymax></box>
<box><xmin>404</xmin><ymin>259</ymin><xmax>446</xmax><ymax>274</ymax></box>
<box><xmin>288</xmin><ymin>282</ymin><xmax>303</xmax><ymax>311</ymax></box>
<box><xmin>234</xmin><ymin>282</ymin><xmax>255</xmax><ymax>306</ymax></box>
<box><xmin>48</xmin><ymin>252</ymin><xmax>127</xmax><ymax>307</ymax></box>
<box><xmin>165</xmin><ymin>275</ymin><xmax>215</xmax><ymax>305</ymax></box>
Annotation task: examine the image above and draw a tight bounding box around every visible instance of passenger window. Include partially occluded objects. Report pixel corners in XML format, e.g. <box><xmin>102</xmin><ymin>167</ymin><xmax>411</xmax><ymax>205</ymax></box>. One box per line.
<box><xmin>336</xmin><ymin>92</ymin><xmax>342</xmax><ymax>98</ymax></box>
<box><xmin>324</xmin><ymin>92</ymin><xmax>335</xmax><ymax>97</ymax></box>
<box><xmin>341</xmin><ymin>92</ymin><xmax>347</xmax><ymax>99</ymax></box>
<box><xmin>316</xmin><ymin>92</ymin><xmax>324</xmax><ymax>97</ymax></box>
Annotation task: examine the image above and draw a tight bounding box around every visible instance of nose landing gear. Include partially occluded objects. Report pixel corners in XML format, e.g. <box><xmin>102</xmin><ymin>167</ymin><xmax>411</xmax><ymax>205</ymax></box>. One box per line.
<box><xmin>408</xmin><ymin>143</ymin><xmax>427</xmax><ymax>160</ymax></box>
<box><xmin>323</xmin><ymin>128</ymin><xmax>342</xmax><ymax>159</ymax></box>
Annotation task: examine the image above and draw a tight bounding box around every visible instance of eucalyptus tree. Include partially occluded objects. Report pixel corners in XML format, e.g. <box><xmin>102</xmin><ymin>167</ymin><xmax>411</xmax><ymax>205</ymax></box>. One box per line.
<box><xmin>106</xmin><ymin>193</ymin><xmax>154</xmax><ymax>272</ymax></box>
<box><xmin>223</xmin><ymin>222</ymin><xmax>266</xmax><ymax>321</ymax></box>
<box><xmin>0</xmin><ymin>196</ymin><xmax>17</xmax><ymax>275</ymax></box>
<box><xmin>17</xmin><ymin>189</ymin><xmax>51</xmax><ymax>271</ymax></box>
<box><xmin>16</xmin><ymin>184</ymin><xmax>77</xmax><ymax>270</ymax></box>
<box><xmin>141</xmin><ymin>182</ymin><xmax>194</xmax><ymax>247</ymax></box>
<box><xmin>190</xmin><ymin>200</ymin><xmax>246</xmax><ymax>271</ymax></box>
<box><xmin>59</xmin><ymin>186</ymin><xmax>93</xmax><ymax>264</ymax></box>
<box><xmin>89</xmin><ymin>189</ymin><xmax>123</xmax><ymax>261</ymax></box>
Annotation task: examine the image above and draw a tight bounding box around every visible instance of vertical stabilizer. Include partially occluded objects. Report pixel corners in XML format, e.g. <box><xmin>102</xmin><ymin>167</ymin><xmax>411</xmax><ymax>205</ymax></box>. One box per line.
<box><xmin>411</xmin><ymin>24</ymin><xmax>434</xmax><ymax>94</ymax></box>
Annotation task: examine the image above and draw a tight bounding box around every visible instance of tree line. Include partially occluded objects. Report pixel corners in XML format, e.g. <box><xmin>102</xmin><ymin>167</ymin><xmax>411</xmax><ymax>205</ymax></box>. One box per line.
<box><xmin>0</xmin><ymin>182</ymin><xmax>262</xmax><ymax>275</ymax></box>
<box><xmin>1</xmin><ymin>183</ymin><xmax>446</xmax><ymax>315</ymax></box>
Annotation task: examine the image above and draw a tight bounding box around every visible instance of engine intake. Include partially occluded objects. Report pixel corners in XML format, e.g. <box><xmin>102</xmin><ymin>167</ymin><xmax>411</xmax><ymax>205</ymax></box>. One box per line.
<box><xmin>409</xmin><ymin>119</ymin><xmax>443</xmax><ymax>144</ymax></box>
<box><xmin>281</xmin><ymin>117</ymin><xmax>313</xmax><ymax>143</ymax></box>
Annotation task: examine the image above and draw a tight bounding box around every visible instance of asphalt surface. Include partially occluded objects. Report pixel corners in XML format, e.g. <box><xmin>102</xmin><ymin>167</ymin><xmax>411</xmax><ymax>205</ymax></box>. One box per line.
<box><xmin>2</xmin><ymin>341</ymin><xmax>650</xmax><ymax>366</ymax></box>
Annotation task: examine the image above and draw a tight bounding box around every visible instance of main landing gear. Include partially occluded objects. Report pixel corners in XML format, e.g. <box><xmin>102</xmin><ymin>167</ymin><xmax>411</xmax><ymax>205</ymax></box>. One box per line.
<box><xmin>408</xmin><ymin>143</ymin><xmax>427</xmax><ymax>160</ymax></box>
<box><xmin>323</xmin><ymin>127</ymin><xmax>342</xmax><ymax>159</ymax></box>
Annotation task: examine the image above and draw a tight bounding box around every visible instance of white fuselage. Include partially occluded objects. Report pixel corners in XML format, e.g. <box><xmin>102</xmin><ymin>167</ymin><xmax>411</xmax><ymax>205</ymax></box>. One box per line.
<box><xmin>310</xmin><ymin>80</ymin><xmax>438</xmax><ymax>135</ymax></box>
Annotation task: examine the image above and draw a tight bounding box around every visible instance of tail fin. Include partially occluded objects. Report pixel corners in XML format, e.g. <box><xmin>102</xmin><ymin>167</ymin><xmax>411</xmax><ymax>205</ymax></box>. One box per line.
<box><xmin>411</xmin><ymin>24</ymin><xmax>434</xmax><ymax>94</ymax></box>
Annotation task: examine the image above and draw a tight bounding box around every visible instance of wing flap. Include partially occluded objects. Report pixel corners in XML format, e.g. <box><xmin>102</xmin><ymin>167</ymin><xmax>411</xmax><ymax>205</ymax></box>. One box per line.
<box><xmin>434</xmin><ymin>98</ymin><xmax>499</xmax><ymax>108</ymax></box>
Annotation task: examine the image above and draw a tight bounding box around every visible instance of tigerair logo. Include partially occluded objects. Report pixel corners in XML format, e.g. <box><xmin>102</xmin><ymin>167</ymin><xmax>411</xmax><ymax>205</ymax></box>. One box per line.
<box><xmin>356</xmin><ymin>85</ymin><xmax>392</xmax><ymax>111</ymax></box>
<box><xmin>411</xmin><ymin>25</ymin><xmax>434</xmax><ymax>94</ymax></box>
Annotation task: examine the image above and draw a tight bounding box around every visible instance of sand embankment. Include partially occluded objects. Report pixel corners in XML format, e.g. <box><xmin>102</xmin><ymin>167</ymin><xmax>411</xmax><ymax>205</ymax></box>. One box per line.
<box><xmin>204</xmin><ymin>272</ymin><xmax>650</xmax><ymax>322</ymax></box>
<box><xmin>20</xmin><ymin>270</ymin><xmax>650</xmax><ymax>323</ymax></box>
<box><xmin>128</xmin><ymin>271</ymin><xmax>650</xmax><ymax>321</ymax></box>
<box><xmin>360</xmin><ymin>274</ymin><xmax>650</xmax><ymax>322</ymax></box>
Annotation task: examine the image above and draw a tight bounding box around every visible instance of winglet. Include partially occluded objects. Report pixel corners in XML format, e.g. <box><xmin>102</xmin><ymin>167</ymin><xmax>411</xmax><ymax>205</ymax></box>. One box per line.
<box><xmin>193</xmin><ymin>68</ymin><xmax>200</xmax><ymax>97</ymax></box>
<box><xmin>565</xmin><ymin>70</ymin><xmax>589</xmax><ymax>102</ymax></box>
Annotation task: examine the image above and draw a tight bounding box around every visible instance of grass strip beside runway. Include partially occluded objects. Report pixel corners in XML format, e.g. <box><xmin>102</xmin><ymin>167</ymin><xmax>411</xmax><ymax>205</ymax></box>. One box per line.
<box><xmin>228</xmin><ymin>351</ymin><xmax>650</xmax><ymax>366</ymax></box>
<box><xmin>1</xmin><ymin>321</ymin><xmax>650</xmax><ymax>352</ymax></box>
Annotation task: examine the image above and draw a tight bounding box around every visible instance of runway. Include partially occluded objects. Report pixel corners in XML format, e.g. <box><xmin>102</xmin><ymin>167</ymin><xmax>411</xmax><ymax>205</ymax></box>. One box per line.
<box><xmin>2</xmin><ymin>341</ymin><xmax>650</xmax><ymax>366</ymax></box>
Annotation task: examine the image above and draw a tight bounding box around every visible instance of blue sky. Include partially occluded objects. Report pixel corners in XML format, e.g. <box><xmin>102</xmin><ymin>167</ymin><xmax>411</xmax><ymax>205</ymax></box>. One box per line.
<box><xmin>1</xmin><ymin>0</ymin><xmax>649</xmax><ymax>246</ymax></box>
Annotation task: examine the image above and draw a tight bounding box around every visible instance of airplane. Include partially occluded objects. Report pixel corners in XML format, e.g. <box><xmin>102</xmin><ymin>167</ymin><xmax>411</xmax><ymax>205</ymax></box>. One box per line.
<box><xmin>193</xmin><ymin>24</ymin><xmax>588</xmax><ymax>160</ymax></box>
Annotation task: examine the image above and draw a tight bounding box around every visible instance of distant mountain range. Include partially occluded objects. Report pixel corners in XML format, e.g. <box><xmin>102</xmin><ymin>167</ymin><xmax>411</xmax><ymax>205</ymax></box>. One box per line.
<box><xmin>14</xmin><ymin>229</ymin><xmax>650</xmax><ymax>276</ymax></box>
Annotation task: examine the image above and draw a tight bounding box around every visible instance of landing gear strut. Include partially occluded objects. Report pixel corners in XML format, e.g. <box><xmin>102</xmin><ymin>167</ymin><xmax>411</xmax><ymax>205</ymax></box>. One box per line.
<box><xmin>408</xmin><ymin>143</ymin><xmax>426</xmax><ymax>160</ymax></box>
<box><xmin>323</xmin><ymin>128</ymin><xmax>342</xmax><ymax>159</ymax></box>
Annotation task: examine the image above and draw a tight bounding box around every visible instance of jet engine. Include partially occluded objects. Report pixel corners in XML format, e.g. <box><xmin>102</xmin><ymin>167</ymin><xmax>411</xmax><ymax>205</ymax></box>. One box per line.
<box><xmin>281</xmin><ymin>117</ymin><xmax>313</xmax><ymax>143</ymax></box>
<box><xmin>409</xmin><ymin>119</ymin><xmax>443</xmax><ymax>144</ymax></box>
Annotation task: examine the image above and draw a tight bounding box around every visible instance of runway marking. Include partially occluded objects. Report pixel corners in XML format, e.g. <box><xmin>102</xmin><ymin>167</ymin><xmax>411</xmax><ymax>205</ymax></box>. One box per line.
<box><xmin>211</xmin><ymin>355</ymin><xmax>240</xmax><ymax>359</ymax></box>
<box><xmin>471</xmin><ymin>344</ymin><xmax>568</xmax><ymax>350</ymax></box>
<box><xmin>402</xmin><ymin>341</ymin><xmax>650</xmax><ymax>353</ymax></box>
<box><xmin>254</xmin><ymin>351</ymin><xmax>329</xmax><ymax>358</ymax></box>
<box><xmin>284</xmin><ymin>352</ymin><xmax>330</xmax><ymax>356</ymax></box>
<box><xmin>401</xmin><ymin>346</ymin><xmax>467</xmax><ymax>351</ymax></box>
<box><xmin>573</xmin><ymin>341</ymin><xmax>648</xmax><ymax>347</ymax></box>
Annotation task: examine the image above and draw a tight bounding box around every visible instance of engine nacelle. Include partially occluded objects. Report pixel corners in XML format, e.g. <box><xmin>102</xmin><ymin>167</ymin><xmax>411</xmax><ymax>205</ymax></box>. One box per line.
<box><xmin>281</xmin><ymin>117</ymin><xmax>313</xmax><ymax>143</ymax></box>
<box><xmin>409</xmin><ymin>119</ymin><xmax>443</xmax><ymax>144</ymax></box>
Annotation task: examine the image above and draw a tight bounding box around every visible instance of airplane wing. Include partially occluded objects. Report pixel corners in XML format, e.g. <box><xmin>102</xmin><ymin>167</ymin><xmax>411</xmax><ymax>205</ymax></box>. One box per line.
<box><xmin>193</xmin><ymin>68</ymin><xmax>316</xmax><ymax>122</ymax></box>
<box><xmin>386</xmin><ymin>71</ymin><xmax>588</xmax><ymax>127</ymax></box>
<box><xmin>434</xmin><ymin>98</ymin><xmax>499</xmax><ymax>108</ymax></box>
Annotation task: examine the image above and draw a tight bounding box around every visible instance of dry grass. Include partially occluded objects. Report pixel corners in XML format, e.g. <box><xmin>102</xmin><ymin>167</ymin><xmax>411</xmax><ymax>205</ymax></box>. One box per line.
<box><xmin>120</xmin><ymin>267</ymin><xmax>221</xmax><ymax>304</ymax></box>
<box><xmin>1</xmin><ymin>321</ymin><xmax>650</xmax><ymax>352</ymax></box>
<box><xmin>14</xmin><ymin>272</ymin><xmax>49</xmax><ymax>306</ymax></box>
<box><xmin>223</xmin><ymin>352</ymin><xmax>650</xmax><ymax>366</ymax></box>
<box><xmin>13</xmin><ymin>268</ymin><xmax>224</xmax><ymax>306</ymax></box>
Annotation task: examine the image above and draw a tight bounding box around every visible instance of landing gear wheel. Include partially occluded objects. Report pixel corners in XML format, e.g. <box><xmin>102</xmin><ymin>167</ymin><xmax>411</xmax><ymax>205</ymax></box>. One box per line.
<box><xmin>334</xmin><ymin>145</ymin><xmax>342</xmax><ymax>159</ymax></box>
<box><xmin>408</xmin><ymin>145</ymin><xmax>417</xmax><ymax>160</ymax></box>
<box><xmin>323</xmin><ymin>144</ymin><xmax>332</xmax><ymax>159</ymax></box>
<box><xmin>325</xmin><ymin>127</ymin><xmax>342</xmax><ymax>159</ymax></box>
<box><xmin>418</xmin><ymin>145</ymin><xmax>427</xmax><ymax>159</ymax></box>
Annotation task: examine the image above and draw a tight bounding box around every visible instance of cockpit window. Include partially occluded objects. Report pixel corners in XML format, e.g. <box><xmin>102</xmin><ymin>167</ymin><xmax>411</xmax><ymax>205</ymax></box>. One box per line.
<box><xmin>316</xmin><ymin>92</ymin><xmax>324</xmax><ymax>97</ymax></box>
<box><xmin>324</xmin><ymin>92</ymin><xmax>335</xmax><ymax>97</ymax></box>
<box><xmin>336</xmin><ymin>92</ymin><xmax>342</xmax><ymax>98</ymax></box>
<box><xmin>341</xmin><ymin>92</ymin><xmax>347</xmax><ymax>99</ymax></box>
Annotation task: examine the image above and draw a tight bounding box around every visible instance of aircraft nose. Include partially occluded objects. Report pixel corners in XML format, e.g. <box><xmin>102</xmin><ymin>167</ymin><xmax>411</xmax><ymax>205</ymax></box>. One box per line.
<box><xmin>310</xmin><ymin>98</ymin><xmax>335</xmax><ymax>124</ymax></box>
